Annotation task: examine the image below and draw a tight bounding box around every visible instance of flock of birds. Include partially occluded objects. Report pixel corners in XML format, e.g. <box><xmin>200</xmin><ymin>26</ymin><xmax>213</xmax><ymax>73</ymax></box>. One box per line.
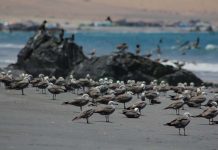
<box><xmin>0</xmin><ymin>70</ymin><xmax>218</xmax><ymax>136</ymax></box>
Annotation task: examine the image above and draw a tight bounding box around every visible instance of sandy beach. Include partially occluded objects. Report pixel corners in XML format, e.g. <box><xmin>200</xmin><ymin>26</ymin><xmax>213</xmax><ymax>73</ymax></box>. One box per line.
<box><xmin>0</xmin><ymin>0</ymin><xmax>218</xmax><ymax>26</ymax></box>
<box><xmin>0</xmin><ymin>86</ymin><xmax>217</xmax><ymax>150</ymax></box>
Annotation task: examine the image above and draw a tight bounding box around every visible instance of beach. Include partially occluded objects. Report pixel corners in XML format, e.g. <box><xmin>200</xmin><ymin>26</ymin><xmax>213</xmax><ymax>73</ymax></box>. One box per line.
<box><xmin>1</xmin><ymin>0</ymin><xmax>218</xmax><ymax>26</ymax></box>
<box><xmin>0</xmin><ymin>86</ymin><xmax>217</xmax><ymax>150</ymax></box>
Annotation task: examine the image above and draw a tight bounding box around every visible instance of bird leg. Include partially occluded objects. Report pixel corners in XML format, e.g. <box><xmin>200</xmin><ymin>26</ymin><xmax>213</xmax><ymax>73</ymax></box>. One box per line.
<box><xmin>124</xmin><ymin>103</ymin><xmax>126</xmax><ymax>109</ymax></box>
<box><xmin>86</xmin><ymin>118</ymin><xmax>89</xmax><ymax>124</ymax></box>
<box><xmin>183</xmin><ymin>128</ymin><xmax>186</xmax><ymax>136</ymax></box>
<box><xmin>179</xmin><ymin>128</ymin><xmax>181</xmax><ymax>135</ymax></box>
<box><xmin>21</xmin><ymin>89</ymin><xmax>24</xmax><ymax>95</ymax></box>
<box><xmin>105</xmin><ymin>115</ymin><xmax>107</xmax><ymax>122</ymax></box>
<box><xmin>80</xmin><ymin>106</ymin><xmax>82</xmax><ymax>111</ymax></box>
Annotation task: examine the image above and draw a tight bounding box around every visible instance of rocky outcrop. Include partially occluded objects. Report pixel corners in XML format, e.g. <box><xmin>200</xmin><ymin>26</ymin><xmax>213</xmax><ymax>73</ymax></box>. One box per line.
<box><xmin>72</xmin><ymin>52</ymin><xmax>203</xmax><ymax>85</ymax></box>
<box><xmin>10</xmin><ymin>31</ymin><xmax>87</xmax><ymax>77</ymax></box>
<box><xmin>9</xmin><ymin>29</ymin><xmax>203</xmax><ymax>86</ymax></box>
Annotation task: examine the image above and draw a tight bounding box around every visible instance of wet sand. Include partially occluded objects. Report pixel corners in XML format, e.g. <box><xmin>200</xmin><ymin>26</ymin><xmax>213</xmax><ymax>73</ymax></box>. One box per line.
<box><xmin>0</xmin><ymin>86</ymin><xmax>217</xmax><ymax>150</ymax></box>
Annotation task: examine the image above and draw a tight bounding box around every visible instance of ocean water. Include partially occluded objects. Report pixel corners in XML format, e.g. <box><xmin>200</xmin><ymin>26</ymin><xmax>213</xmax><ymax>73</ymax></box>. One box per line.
<box><xmin>0</xmin><ymin>31</ymin><xmax>218</xmax><ymax>82</ymax></box>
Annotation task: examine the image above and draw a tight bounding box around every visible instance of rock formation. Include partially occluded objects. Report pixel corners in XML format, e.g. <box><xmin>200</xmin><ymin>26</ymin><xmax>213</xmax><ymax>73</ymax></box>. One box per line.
<box><xmin>9</xmin><ymin>29</ymin><xmax>203</xmax><ymax>85</ymax></box>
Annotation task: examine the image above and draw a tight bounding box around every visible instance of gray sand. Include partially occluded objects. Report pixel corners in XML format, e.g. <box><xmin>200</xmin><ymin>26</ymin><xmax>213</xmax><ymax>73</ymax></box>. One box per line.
<box><xmin>0</xmin><ymin>86</ymin><xmax>217</xmax><ymax>150</ymax></box>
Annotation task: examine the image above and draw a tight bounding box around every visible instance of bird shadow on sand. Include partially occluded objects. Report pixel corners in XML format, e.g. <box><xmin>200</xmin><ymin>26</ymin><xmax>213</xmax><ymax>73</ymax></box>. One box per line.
<box><xmin>164</xmin><ymin>133</ymin><xmax>189</xmax><ymax>136</ymax></box>
<box><xmin>94</xmin><ymin>121</ymin><xmax>113</xmax><ymax>123</ymax></box>
<box><xmin>199</xmin><ymin>123</ymin><xmax>218</xmax><ymax>126</ymax></box>
<box><xmin>73</xmin><ymin>121</ymin><xmax>94</xmax><ymax>124</ymax></box>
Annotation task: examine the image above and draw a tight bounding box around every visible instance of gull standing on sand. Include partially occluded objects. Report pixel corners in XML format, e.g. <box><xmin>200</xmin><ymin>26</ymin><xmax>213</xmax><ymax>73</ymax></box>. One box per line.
<box><xmin>72</xmin><ymin>108</ymin><xmax>95</xmax><ymax>124</ymax></box>
<box><xmin>115</xmin><ymin>91</ymin><xmax>133</xmax><ymax>109</ymax></box>
<box><xmin>186</xmin><ymin>92</ymin><xmax>207</xmax><ymax>108</ymax></box>
<box><xmin>94</xmin><ymin>101</ymin><xmax>118</xmax><ymax>122</ymax></box>
<box><xmin>9</xmin><ymin>75</ymin><xmax>30</xmax><ymax>95</ymax></box>
<box><xmin>193</xmin><ymin>102</ymin><xmax>218</xmax><ymax>125</ymax></box>
<box><xmin>164</xmin><ymin>100</ymin><xmax>185</xmax><ymax>115</ymax></box>
<box><xmin>62</xmin><ymin>94</ymin><xmax>90</xmax><ymax>111</ymax></box>
<box><xmin>164</xmin><ymin>112</ymin><xmax>191</xmax><ymax>136</ymax></box>
<box><xmin>47</xmin><ymin>83</ymin><xmax>66</xmax><ymax>100</ymax></box>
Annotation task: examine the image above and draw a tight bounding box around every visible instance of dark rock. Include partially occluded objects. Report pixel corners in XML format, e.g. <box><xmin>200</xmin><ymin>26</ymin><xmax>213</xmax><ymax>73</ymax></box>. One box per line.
<box><xmin>9</xmin><ymin>29</ymin><xmax>203</xmax><ymax>86</ymax></box>
<box><xmin>160</xmin><ymin>69</ymin><xmax>203</xmax><ymax>86</ymax></box>
<box><xmin>72</xmin><ymin>52</ymin><xmax>203</xmax><ymax>85</ymax></box>
<box><xmin>10</xmin><ymin>32</ymin><xmax>87</xmax><ymax>77</ymax></box>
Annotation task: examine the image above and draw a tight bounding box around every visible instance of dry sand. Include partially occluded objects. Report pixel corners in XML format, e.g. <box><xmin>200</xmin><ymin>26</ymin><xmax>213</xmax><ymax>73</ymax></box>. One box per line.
<box><xmin>0</xmin><ymin>0</ymin><xmax>218</xmax><ymax>26</ymax></box>
<box><xmin>0</xmin><ymin>86</ymin><xmax>217</xmax><ymax>150</ymax></box>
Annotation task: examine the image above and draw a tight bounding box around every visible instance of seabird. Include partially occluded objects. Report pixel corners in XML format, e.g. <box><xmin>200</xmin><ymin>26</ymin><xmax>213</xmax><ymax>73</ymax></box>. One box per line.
<box><xmin>135</xmin><ymin>44</ymin><xmax>141</xmax><ymax>55</ymax></box>
<box><xmin>78</xmin><ymin>78</ymin><xmax>90</xmax><ymax>92</ymax></box>
<box><xmin>47</xmin><ymin>83</ymin><xmax>66</xmax><ymax>100</ymax></box>
<box><xmin>129</xmin><ymin>83</ymin><xmax>145</xmax><ymax>98</ymax></box>
<box><xmin>55</xmin><ymin>77</ymin><xmax>66</xmax><ymax>86</ymax></box>
<box><xmin>115</xmin><ymin>91</ymin><xmax>133</xmax><ymax>109</ymax></box>
<box><xmin>9</xmin><ymin>76</ymin><xmax>30</xmax><ymax>95</ymax></box>
<box><xmin>38</xmin><ymin>20</ymin><xmax>47</xmax><ymax>33</ymax></box>
<box><xmin>62</xmin><ymin>94</ymin><xmax>90</xmax><ymax>111</ymax></box>
<box><xmin>126</xmin><ymin>101</ymin><xmax>147</xmax><ymax>114</ymax></box>
<box><xmin>116</xmin><ymin>43</ymin><xmax>128</xmax><ymax>52</ymax></box>
<box><xmin>122</xmin><ymin>108</ymin><xmax>141</xmax><ymax>118</ymax></box>
<box><xmin>72</xmin><ymin>108</ymin><xmax>95</xmax><ymax>124</ymax></box>
<box><xmin>114</xmin><ymin>85</ymin><xmax>126</xmax><ymax>96</ymax></box>
<box><xmin>186</xmin><ymin>92</ymin><xmax>207</xmax><ymax>108</ymax></box>
<box><xmin>88</xmin><ymin>87</ymin><xmax>101</xmax><ymax>103</ymax></box>
<box><xmin>95</xmin><ymin>94</ymin><xmax>115</xmax><ymax>105</ymax></box>
<box><xmin>36</xmin><ymin>76</ymin><xmax>49</xmax><ymax>94</ymax></box>
<box><xmin>164</xmin><ymin>100</ymin><xmax>185</xmax><ymax>115</ymax></box>
<box><xmin>88</xmin><ymin>49</ymin><xmax>96</xmax><ymax>59</ymax></box>
<box><xmin>193</xmin><ymin>102</ymin><xmax>218</xmax><ymax>125</ymax></box>
<box><xmin>164</xmin><ymin>112</ymin><xmax>191</xmax><ymax>136</ymax></box>
<box><xmin>145</xmin><ymin>90</ymin><xmax>160</xmax><ymax>105</ymax></box>
<box><xmin>94</xmin><ymin>101</ymin><xmax>118</xmax><ymax>122</ymax></box>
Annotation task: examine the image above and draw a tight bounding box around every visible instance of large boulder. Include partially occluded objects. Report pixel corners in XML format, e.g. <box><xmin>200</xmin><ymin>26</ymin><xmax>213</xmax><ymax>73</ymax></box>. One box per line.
<box><xmin>72</xmin><ymin>52</ymin><xmax>203</xmax><ymax>85</ymax></box>
<box><xmin>10</xmin><ymin>32</ymin><xmax>87</xmax><ymax>77</ymax></box>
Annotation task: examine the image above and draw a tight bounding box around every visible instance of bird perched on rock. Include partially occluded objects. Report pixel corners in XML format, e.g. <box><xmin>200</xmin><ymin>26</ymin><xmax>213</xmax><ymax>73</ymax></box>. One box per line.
<box><xmin>72</xmin><ymin>108</ymin><xmax>95</xmax><ymax>124</ymax></box>
<box><xmin>38</xmin><ymin>20</ymin><xmax>47</xmax><ymax>33</ymax></box>
<box><xmin>116</xmin><ymin>43</ymin><xmax>128</xmax><ymax>52</ymax></box>
<box><xmin>88</xmin><ymin>49</ymin><xmax>96</xmax><ymax>59</ymax></box>
<box><xmin>164</xmin><ymin>112</ymin><xmax>191</xmax><ymax>136</ymax></box>
<box><xmin>135</xmin><ymin>44</ymin><xmax>141</xmax><ymax>56</ymax></box>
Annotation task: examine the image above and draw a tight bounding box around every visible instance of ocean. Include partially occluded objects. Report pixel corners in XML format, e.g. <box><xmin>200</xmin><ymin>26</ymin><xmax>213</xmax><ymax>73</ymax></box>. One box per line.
<box><xmin>0</xmin><ymin>31</ymin><xmax>218</xmax><ymax>82</ymax></box>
